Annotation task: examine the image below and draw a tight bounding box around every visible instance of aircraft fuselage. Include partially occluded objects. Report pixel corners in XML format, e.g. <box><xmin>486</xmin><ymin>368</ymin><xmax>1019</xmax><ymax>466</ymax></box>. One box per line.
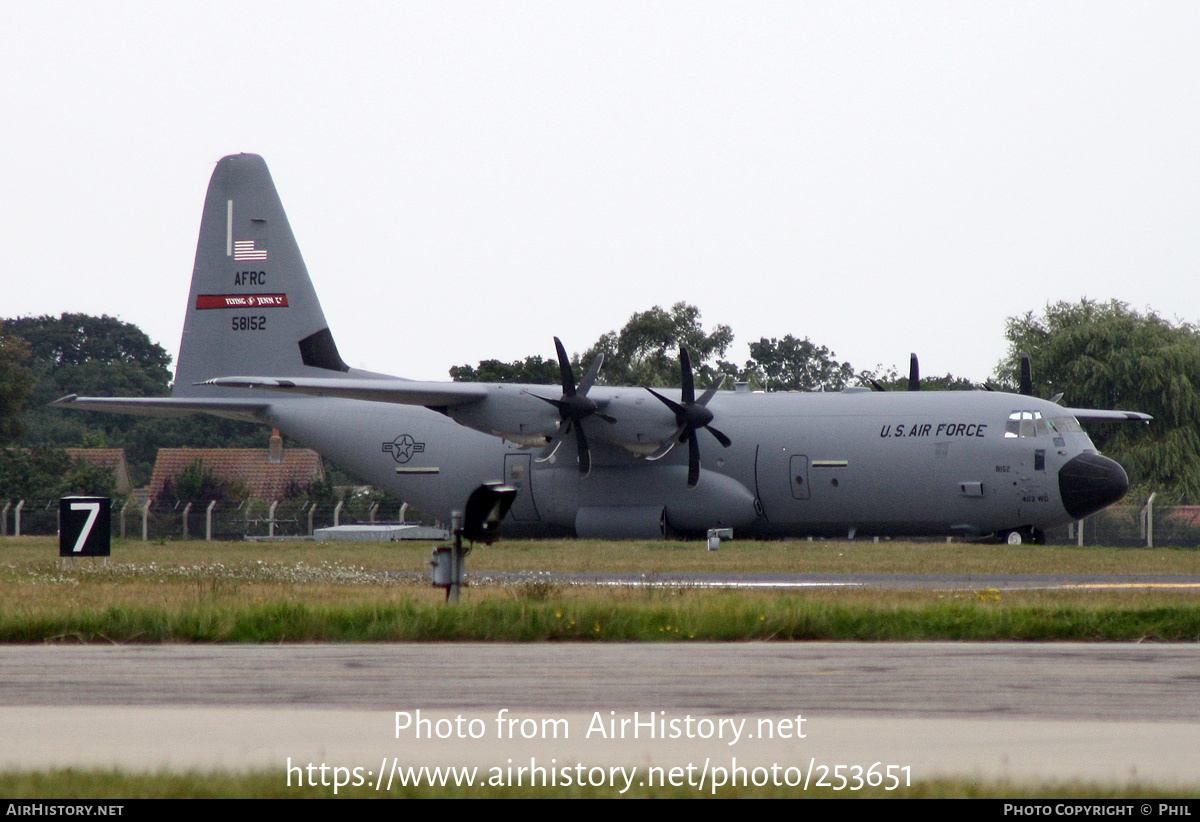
<box><xmin>265</xmin><ymin>386</ymin><xmax>1121</xmax><ymax>540</ymax></box>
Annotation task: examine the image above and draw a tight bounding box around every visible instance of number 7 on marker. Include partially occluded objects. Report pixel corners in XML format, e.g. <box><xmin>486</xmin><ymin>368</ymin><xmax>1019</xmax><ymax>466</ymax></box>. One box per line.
<box><xmin>70</xmin><ymin>501</ymin><xmax>101</xmax><ymax>553</ymax></box>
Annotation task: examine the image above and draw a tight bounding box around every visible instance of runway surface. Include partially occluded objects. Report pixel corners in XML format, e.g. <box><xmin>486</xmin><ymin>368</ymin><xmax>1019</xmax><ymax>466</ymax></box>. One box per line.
<box><xmin>3</xmin><ymin>642</ymin><xmax>1199</xmax><ymax>791</ymax></box>
<box><xmin>459</xmin><ymin>570</ymin><xmax>1200</xmax><ymax>591</ymax></box>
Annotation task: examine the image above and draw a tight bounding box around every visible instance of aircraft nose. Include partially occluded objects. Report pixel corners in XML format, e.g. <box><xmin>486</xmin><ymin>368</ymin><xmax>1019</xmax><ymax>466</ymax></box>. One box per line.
<box><xmin>1058</xmin><ymin>452</ymin><xmax>1129</xmax><ymax>520</ymax></box>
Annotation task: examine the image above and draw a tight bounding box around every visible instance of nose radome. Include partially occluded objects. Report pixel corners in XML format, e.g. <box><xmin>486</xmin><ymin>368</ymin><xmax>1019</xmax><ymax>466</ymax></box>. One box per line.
<box><xmin>1058</xmin><ymin>453</ymin><xmax>1129</xmax><ymax>520</ymax></box>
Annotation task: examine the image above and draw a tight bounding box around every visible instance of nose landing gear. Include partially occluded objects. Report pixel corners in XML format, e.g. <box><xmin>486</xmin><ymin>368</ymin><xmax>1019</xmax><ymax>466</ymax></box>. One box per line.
<box><xmin>1000</xmin><ymin>527</ymin><xmax>1045</xmax><ymax>545</ymax></box>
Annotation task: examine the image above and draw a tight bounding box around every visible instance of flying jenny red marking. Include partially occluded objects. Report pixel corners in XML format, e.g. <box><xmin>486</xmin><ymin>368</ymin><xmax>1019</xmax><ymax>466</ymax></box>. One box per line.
<box><xmin>196</xmin><ymin>294</ymin><xmax>289</xmax><ymax>309</ymax></box>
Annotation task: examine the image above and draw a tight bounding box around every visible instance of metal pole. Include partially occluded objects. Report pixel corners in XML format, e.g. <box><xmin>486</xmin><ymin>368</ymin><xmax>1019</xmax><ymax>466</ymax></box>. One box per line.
<box><xmin>448</xmin><ymin>510</ymin><xmax>463</xmax><ymax>603</ymax></box>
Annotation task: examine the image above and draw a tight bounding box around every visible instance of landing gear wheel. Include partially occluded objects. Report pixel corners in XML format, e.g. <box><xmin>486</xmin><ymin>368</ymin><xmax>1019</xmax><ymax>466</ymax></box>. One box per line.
<box><xmin>1001</xmin><ymin>527</ymin><xmax>1044</xmax><ymax>546</ymax></box>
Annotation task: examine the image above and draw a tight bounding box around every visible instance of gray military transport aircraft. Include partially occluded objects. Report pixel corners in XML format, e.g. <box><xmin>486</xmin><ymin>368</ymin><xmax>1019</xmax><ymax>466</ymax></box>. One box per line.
<box><xmin>54</xmin><ymin>154</ymin><xmax>1150</xmax><ymax>543</ymax></box>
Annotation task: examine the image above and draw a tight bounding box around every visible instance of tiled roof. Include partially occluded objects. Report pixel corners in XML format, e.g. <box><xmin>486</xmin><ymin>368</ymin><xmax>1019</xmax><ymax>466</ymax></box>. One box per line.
<box><xmin>149</xmin><ymin>447</ymin><xmax>324</xmax><ymax>502</ymax></box>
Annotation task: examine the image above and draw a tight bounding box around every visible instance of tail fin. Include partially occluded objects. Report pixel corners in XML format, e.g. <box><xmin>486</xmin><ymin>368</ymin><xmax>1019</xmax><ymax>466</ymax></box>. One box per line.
<box><xmin>172</xmin><ymin>154</ymin><xmax>350</xmax><ymax>397</ymax></box>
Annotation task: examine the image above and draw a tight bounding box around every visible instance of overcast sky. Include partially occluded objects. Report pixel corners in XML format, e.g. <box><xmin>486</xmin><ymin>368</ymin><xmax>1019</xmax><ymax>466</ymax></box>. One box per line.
<box><xmin>4</xmin><ymin>2</ymin><xmax>1198</xmax><ymax>384</ymax></box>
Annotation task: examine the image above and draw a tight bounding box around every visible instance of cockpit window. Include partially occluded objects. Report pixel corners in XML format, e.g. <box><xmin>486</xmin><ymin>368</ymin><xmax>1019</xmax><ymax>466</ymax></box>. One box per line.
<box><xmin>1005</xmin><ymin>410</ymin><xmax>1035</xmax><ymax>438</ymax></box>
<box><xmin>1005</xmin><ymin>410</ymin><xmax>1072</xmax><ymax>438</ymax></box>
<box><xmin>1051</xmin><ymin>416</ymin><xmax>1082</xmax><ymax>433</ymax></box>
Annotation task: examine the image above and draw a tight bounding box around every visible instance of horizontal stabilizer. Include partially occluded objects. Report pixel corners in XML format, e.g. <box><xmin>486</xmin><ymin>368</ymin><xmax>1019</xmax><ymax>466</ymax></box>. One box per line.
<box><xmin>52</xmin><ymin>395</ymin><xmax>270</xmax><ymax>424</ymax></box>
<box><xmin>199</xmin><ymin>377</ymin><xmax>489</xmax><ymax>408</ymax></box>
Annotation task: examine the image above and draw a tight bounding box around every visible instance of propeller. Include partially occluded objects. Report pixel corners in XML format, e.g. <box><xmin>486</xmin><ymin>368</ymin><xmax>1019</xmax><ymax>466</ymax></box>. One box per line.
<box><xmin>861</xmin><ymin>352</ymin><xmax>919</xmax><ymax>392</ymax></box>
<box><xmin>529</xmin><ymin>337</ymin><xmax>613</xmax><ymax>477</ymax></box>
<box><xmin>644</xmin><ymin>346</ymin><xmax>732</xmax><ymax>487</ymax></box>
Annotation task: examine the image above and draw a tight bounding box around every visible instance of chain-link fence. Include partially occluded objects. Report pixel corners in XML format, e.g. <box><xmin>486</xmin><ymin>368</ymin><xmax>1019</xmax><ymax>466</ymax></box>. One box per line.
<box><xmin>0</xmin><ymin>497</ymin><xmax>440</xmax><ymax>541</ymax></box>
<box><xmin>3</xmin><ymin>495</ymin><xmax>1197</xmax><ymax>546</ymax></box>
<box><xmin>1051</xmin><ymin>501</ymin><xmax>1200</xmax><ymax>548</ymax></box>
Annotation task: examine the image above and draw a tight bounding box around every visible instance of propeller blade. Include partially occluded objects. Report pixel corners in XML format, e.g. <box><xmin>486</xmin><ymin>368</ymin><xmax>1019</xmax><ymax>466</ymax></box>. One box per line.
<box><xmin>536</xmin><ymin>421</ymin><xmax>569</xmax><ymax>463</ymax></box>
<box><xmin>697</xmin><ymin>375</ymin><xmax>725</xmax><ymax>406</ymax></box>
<box><xmin>574</xmin><ymin>421</ymin><xmax>592</xmax><ymax>477</ymax></box>
<box><xmin>908</xmin><ymin>353</ymin><xmax>920</xmax><ymax>391</ymax></box>
<box><xmin>680</xmin><ymin>347</ymin><xmax>695</xmax><ymax>403</ymax></box>
<box><xmin>687</xmin><ymin>431</ymin><xmax>701</xmax><ymax>487</ymax></box>
<box><xmin>529</xmin><ymin>392</ymin><xmax>566</xmax><ymax>413</ymax></box>
<box><xmin>646</xmin><ymin>387</ymin><xmax>685</xmax><ymax>418</ymax></box>
<box><xmin>706</xmin><ymin>425</ymin><xmax>732</xmax><ymax>448</ymax></box>
<box><xmin>645</xmin><ymin>425</ymin><xmax>686</xmax><ymax>461</ymax></box>
<box><xmin>552</xmin><ymin>337</ymin><xmax>575</xmax><ymax>396</ymax></box>
<box><xmin>578</xmin><ymin>353</ymin><xmax>604</xmax><ymax>394</ymax></box>
<box><xmin>1019</xmin><ymin>352</ymin><xmax>1033</xmax><ymax>396</ymax></box>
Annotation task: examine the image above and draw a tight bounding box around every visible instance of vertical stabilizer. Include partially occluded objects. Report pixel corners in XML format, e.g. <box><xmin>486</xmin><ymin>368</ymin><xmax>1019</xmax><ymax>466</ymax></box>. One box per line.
<box><xmin>172</xmin><ymin>154</ymin><xmax>350</xmax><ymax>397</ymax></box>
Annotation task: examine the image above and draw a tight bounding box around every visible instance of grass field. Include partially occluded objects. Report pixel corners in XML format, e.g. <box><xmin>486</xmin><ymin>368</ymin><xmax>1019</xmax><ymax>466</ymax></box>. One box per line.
<box><xmin>2</xmin><ymin>535</ymin><xmax>1199</xmax><ymax>642</ymax></box>
<box><xmin>3</xmin><ymin>535</ymin><xmax>1198</xmax><ymax>798</ymax></box>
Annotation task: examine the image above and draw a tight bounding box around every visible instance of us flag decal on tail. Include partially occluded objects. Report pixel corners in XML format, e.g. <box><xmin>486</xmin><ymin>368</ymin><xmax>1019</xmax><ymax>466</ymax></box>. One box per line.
<box><xmin>233</xmin><ymin>239</ymin><xmax>268</xmax><ymax>261</ymax></box>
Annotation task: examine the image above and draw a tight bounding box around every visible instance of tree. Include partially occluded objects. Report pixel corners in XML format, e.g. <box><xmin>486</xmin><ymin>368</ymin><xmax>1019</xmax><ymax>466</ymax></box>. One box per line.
<box><xmin>7</xmin><ymin>313</ymin><xmax>175</xmax><ymax>464</ymax></box>
<box><xmin>6</xmin><ymin>313</ymin><xmax>172</xmax><ymax>402</ymax></box>
<box><xmin>6</xmin><ymin>313</ymin><xmax>271</xmax><ymax>485</ymax></box>
<box><xmin>0</xmin><ymin>447</ymin><xmax>119</xmax><ymax>500</ymax></box>
<box><xmin>997</xmin><ymin>299</ymin><xmax>1200</xmax><ymax>502</ymax></box>
<box><xmin>0</xmin><ymin>322</ymin><xmax>34</xmax><ymax>444</ymax></box>
<box><xmin>581</xmin><ymin>302</ymin><xmax>734</xmax><ymax>387</ymax></box>
<box><xmin>855</xmin><ymin>363</ymin><xmax>978</xmax><ymax>392</ymax></box>
<box><xmin>450</xmin><ymin>356</ymin><xmax>560</xmax><ymax>384</ymax></box>
<box><xmin>738</xmin><ymin>335</ymin><xmax>855</xmax><ymax>392</ymax></box>
<box><xmin>158</xmin><ymin>458</ymin><xmax>247</xmax><ymax>505</ymax></box>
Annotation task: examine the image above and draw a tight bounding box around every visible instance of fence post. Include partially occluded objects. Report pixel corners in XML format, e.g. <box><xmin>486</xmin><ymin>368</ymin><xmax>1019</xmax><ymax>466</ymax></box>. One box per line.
<box><xmin>14</xmin><ymin>500</ymin><xmax>24</xmax><ymax>537</ymax></box>
<box><xmin>1076</xmin><ymin>517</ymin><xmax>1084</xmax><ymax>547</ymax></box>
<box><xmin>206</xmin><ymin>500</ymin><xmax>217</xmax><ymax>541</ymax></box>
<box><xmin>268</xmin><ymin>500</ymin><xmax>278</xmax><ymax>537</ymax></box>
<box><xmin>1</xmin><ymin>500</ymin><xmax>9</xmax><ymax>536</ymax></box>
<box><xmin>1141</xmin><ymin>493</ymin><xmax>1156</xmax><ymax>549</ymax></box>
<box><xmin>334</xmin><ymin>500</ymin><xmax>344</xmax><ymax>527</ymax></box>
<box><xmin>141</xmin><ymin>500</ymin><xmax>150</xmax><ymax>541</ymax></box>
<box><xmin>307</xmin><ymin>503</ymin><xmax>316</xmax><ymax>536</ymax></box>
<box><xmin>182</xmin><ymin>502</ymin><xmax>193</xmax><ymax>541</ymax></box>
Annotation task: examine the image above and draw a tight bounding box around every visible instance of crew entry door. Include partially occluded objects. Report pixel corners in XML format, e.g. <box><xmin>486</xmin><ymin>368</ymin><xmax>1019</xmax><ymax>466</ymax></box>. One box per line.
<box><xmin>503</xmin><ymin>454</ymin><xmax>540</xmax><ymax>521</ymax></box>
<box><xmin>754</xmin><ymin>445</ymin><xmax>809</xmax><ymax>522</ymax></box>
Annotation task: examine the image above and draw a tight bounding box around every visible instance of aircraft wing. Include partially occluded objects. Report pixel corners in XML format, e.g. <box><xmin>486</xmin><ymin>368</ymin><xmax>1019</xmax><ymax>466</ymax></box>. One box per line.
<box><xmin>199</xmin><ymin>377</ymin><xmax>490</xmax><ymax>408</ymax></box>
<box><xmin>1063</xmin><ymin>408</ymin><xmax>1152</xmax><ymax>423</ymax></box>
<box><xmin>51</xmin><ymin>395</ymin><xmax>271</xmax><ymax>424</ymax></box>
